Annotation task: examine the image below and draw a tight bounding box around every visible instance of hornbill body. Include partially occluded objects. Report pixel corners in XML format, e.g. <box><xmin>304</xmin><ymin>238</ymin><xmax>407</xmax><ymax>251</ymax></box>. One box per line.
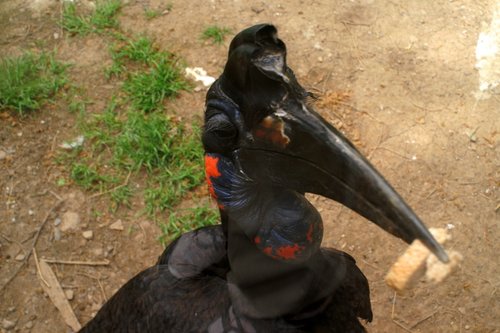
<box><xmin>79</xmin><ymin>24</ymin><xmax>447</xmax><ymax>333</ymax></box>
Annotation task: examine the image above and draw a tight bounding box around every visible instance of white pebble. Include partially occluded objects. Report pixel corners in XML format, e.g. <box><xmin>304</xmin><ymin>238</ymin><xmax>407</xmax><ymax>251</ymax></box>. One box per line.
<box><xmin>82</xmin><ymin>230</ymin><xmax>94</xmax><ymax>240</ymax></box>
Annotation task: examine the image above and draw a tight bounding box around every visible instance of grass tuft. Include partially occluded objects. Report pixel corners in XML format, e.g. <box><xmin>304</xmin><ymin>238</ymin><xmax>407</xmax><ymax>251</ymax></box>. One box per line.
<box><xmin>159</xmin><ymin>205</ymin><xmax>218</xmax><ymax>245</ymax></box>
<box><xmin>91</xmin><ymin>0</ymin><xmax>122</xmax><ymax>30</ymax></box>
<box><xmin>201</xmin><ymin>26</ymin><xmax>232</xmax><ymax>45</ymax></box>
<box><xmin>107</xmin><ymin>35</ymin><xmax>189</xmax><ymax>112</ymax></box>
<box><xmin>123</xmin><ymin>58</ymin><xmax>188</xmax><ymax>113</ymax></box>
<box><xmin>0</xmin><ymin>52</ymin><xmax>68</xmax><ymax>115</ymax></box>
<box><xmin>144</xmin><ymin>3</ymin><xmax>172</xmax><ymax>20</ymax></box>
<box><xmin>61</xmin><ymin>2</ymin><xmax>92</xmax><ymax>35</ymax></box>
<box><xmin>70</xmin><ymin>162</ymin><xmax>117</xmax><ymax>190</ymax></box>
<box><xmin>75</xmin><ymin>98</ymin><xmax>204</xmax><ymax>215</ymax></box>
<box><xmin>62</xmin><ymin>0</ymin><xmax>122</xmax><ymax>35</ymax></box>
<box><xmin>59</xmin><ymin>21</ymin><xmax>213</xmax><ymax>242</ymax></box>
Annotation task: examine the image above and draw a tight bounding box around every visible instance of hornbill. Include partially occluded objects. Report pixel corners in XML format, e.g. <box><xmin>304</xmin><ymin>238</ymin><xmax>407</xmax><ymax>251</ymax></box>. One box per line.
<box><xmin>79</xmin><ymin>24</ymin><xmax>448</xmax><ymax>333</ymax></box>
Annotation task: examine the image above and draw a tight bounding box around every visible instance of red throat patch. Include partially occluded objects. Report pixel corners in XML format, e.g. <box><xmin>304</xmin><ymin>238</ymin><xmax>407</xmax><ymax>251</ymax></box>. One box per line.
<box><xmin>204</xmin><ymin>155</ymin><xmax>222</xmax><ymax>204</ymax></box>
<box><xmin>275</xmin><ymin>244</ymin><xmax>303</xmax><ymax>260</ymax></box>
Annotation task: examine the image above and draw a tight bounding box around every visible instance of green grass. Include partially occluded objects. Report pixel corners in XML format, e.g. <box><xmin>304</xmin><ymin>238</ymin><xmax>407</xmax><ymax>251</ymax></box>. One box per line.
<box><xmin>110</xmin><ymin>184</ymin><xmax>133</xmax><ymax>208</ymax></box>
<box><xmin>118</xmin><ymin>37</ymin><xmax>157</xmax><ymax>64</ymax></box>
<box><xmin>70</xmin><ymin>162</ymin><xmax>118</xmax><ymax>190</ymax></box>
<box><xmin>106</xmin><ymin>36</ymin><xmax>156</xmax><ymax>77</ymax></box>
<box><xmin>74</xmin><ymin>98</ymin><xmax>204</xmax><ymax>215</ymax></box>
<box><xmin>123</xmin><ymin>58</ymin><xmax>188</xmax><ymax>113</ymax></box>
<box><xmin>201</xmin><ymin>26</ymin><xmax>232</xmax><ymax>45</ymax></box>
<box><xmin>58</xmin><ymin>14</ymin><xmax>215</xmax><ymax>242</ymax></box>
<box><xmin>0</xmin><ymin>52</ymin><xmax>67</xmax><ymax>115</ymax></box>
<box><xmin>144</xmin><ymin>8</ymin><xmax>161</xmax><ymax>20</ymax></box>
<box><xmin>106</xmin><ymin>35</ymin><xmax>188</xmax><ymax>112</ymax></box>
<box><xmin>144</xmin><ymin>3</ymin><xmax>172</xmax><ymax>20</ymax></box>
<box><xmin>159</xmin><ymin>205</ymin><xmax>218</xmax><ymax>245</ymax></box>
<box><xmin>62</xmin><ymin>0</ymin><xmax>121</xmax><ymax>35</ymax></box>
<box><xmin>61</xmin><ymin>2</ymin><xmax>92</xmax><ymax>35</ymax></box>
<box><xmin>65</xmin><ymin>105</ymin><xmax>206</xmax><ymax>214</ymax></box>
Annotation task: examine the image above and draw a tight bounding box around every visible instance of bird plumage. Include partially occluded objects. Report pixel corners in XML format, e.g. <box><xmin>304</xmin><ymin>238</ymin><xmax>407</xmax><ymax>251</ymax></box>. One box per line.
<box><xmin>80</xmin><ymin>226</ymin><xmax>371</xmax><ymax>333</ymax></box>
<box><xmin>79</xmin><ymin>23</ymin><xmax>447</xmax><ymax>333</ymax></box>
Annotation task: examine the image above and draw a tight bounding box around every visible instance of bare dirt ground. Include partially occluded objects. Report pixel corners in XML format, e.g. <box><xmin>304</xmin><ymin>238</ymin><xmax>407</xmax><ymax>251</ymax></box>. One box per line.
<box><xmin>1</xmin><ymin>0</ymin><xmax>499</xmax><ymax>332</ymax></box>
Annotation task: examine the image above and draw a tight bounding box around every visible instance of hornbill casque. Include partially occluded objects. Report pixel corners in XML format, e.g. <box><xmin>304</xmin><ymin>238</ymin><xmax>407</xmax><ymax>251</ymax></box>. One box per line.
<box><xmin>79</xmin><ymin>24</ymin><xmax>448</xmax><ymax>333</ymax></box>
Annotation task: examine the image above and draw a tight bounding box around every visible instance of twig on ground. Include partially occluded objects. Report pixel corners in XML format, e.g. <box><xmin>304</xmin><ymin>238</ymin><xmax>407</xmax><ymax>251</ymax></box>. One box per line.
<box><xmin>39</xmin><ymin>260</ymin><xmax>82</xmax><ymax>331</ymax></box>
<box><xmin>0</xmin><ymin>233</ymin><xmax>13</xmax><ymax>242</ymax></box>
<box><xmin>376</xmin><ymin>147</ymin><xmax>413</xmax><ymax>160</ymax></box>
<box><xmin>49</xmin><ymin>190</ymin><xmax>63</xmax><ymax>201</ymax></box>
<box><xmin>410</xmin><ymin>309</ymin><xmax>439</xmax><ymax>329</ymax></box>
<box><xmin>30</xmin><ymin>190</ymin><xmax>49</xmax><ymax>198</ymax></box>
<box><xmin>393</xmin><ymin>320</ymin><xmax>414</xmax><ymax>333</ymax></box>
<box><xmin>21</xmin><ymin>231</ymin><xmax>36</xmax><ymax>244</ymax></box>
<box><xmin>409</xmin><ymin>100</ymin><xmax>444</xmax><ymax>112</ymax></box>
<box><xmin>0</xmin><ymin>199</ymin><xmax>64</xmax><ymax>292</ymax></box>
<box><xmin>341</xmin><ymin>20</ymin><xmax>375</xmax><ymax>27</ymax></box>
<box><xmin>78</xmin><ymin>272</ymin><xmax>109</xmax><ymax>302</ymax></box>
<box><xmin>360</xmin><ymin>258</ymin><xmax>380</xmax><ymax>271</ymax></box>
<box><xmin>391</xmin><ymin>291</ymin><xmax>414</xmax><ymax>332</ymax></box>
<box><xmin>42</xmin><ymin>258</ymin><xmax>110</xmax><ymax>266</ymax></box>
<box><xmin>391</xmin><ymin>291</ymin><xmax>396</xmax><ymax>319</ymax></box>
<box><xmin>87</xmin><ymin>170</ymin><xmax>132</xmax><ymax>200</ymax></box>
<box><xmin>97</xmin><ymin>278</ymin><xmax>108</xmax><ymax>302</ymax></box>
<box><xmin>33</xmin><ymin>248</ymin><xmax>50</xmax><ymax>287</ymax></box>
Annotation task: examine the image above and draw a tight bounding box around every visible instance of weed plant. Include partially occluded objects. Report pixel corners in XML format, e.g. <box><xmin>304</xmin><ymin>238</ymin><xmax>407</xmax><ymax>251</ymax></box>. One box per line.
<box><xmin>201</xmin><ymin>26</ymin><xmax>232</xmax><ymax>44</ymax></box>
<box><xmin>0</xmin><ymin>52</ymin><xmax>67</xmax><ymax>115</ymax></box>
<box><xmin>159</xmin><ymin>205</ymin><xmax>219</xmax><ymax>245</ymax></box>
<box><xmin>62</xmin><ymin>0</ymin><xmax>121</xmax><ymax>35</ymax></box>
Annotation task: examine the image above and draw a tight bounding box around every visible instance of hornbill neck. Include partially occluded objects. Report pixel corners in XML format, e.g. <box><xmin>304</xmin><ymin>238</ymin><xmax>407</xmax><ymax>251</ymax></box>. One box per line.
<box><xmin>206</xmin><ymin>153</ymin><xmax>339</xmax><ymax>318</ymax></box>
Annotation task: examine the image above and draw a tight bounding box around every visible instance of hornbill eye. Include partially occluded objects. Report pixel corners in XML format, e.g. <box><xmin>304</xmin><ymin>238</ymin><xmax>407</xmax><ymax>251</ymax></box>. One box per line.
<box><xmin>202</xmin><ymin>113</ymin><xmax>238</xmax><ymax>153</ymax></box>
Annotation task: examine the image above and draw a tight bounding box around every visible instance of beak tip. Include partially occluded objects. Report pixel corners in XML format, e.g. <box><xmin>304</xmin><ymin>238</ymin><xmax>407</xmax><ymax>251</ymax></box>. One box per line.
<box><xmin>436</xmin><ymin>248</ymin><xmax>450</xmax><ymax>263</ymax></box>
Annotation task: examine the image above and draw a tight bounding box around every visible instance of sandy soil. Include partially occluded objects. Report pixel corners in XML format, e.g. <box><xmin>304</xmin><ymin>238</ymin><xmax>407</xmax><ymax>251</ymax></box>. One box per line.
<box><xmin>0</xmin><ymin>0</ymin><xmax>498</xmax><ymax>332</ymax></box>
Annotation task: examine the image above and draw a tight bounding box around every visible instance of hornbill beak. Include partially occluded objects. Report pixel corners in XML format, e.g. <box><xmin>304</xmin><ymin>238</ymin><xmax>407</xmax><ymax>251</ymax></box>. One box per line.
<box><xmin>214</xmin><ymin>24</ymin><xmax>449</xmax><ymax>263</ymax></box>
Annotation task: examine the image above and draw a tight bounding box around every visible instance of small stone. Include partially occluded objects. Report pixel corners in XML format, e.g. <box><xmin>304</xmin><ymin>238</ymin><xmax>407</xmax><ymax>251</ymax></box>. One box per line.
<box><xmin>15</xmin><ymin>253</ymin><xmax>26</xmax><ymax>261</ymax></box>
<box><xmin>64</xmin><ymin>289</ymin><xmax>74</xmax><ymax>300</ymax></box>
<box><xmin>28</xmin><ymin>209</ymin><xmax>34</xmax><ymax>216</ymax></box>
<box><xmin>0</xmin><ymin>150</ymin><xmax>6</xmax><ymax>160</ymax></box>
<box><xmin>25</xmin><ymin>321</ymin><xmax>34</xmax><ymax>329</ymax></box>
<box><xmin>251</xmin><ymin>6</ymin><xmax>264</xmax><ymax>14</ymax></box>
<box><xmin>61</xmin><ymin>211</ymin><xmax>80</xmax><ymax>232</ymax></box>
<box><xmin>2</xmin><ymin>318</ymin><xmax>16</xmax><ymax>330</ymax></box>
<box><xmin>53</xmin><ymin>227</ymin><xmax>61</xmax><ymax>241</ymax></box>
<box><xmin>82</xmin><ymin>230</ymin><xmax>93</xmax><ymax>240</ymax></box>
<box><xmin>109</xmin><ymin>220</ymin><xmax>124</xmax><ymax>231</ymax></box>
<box><xmin>53</xmin><ymin>32</ymin><xmax>59</xmax><ymax>39</ymax></box>
<box><xmin>465</xmin><ymin>325</ymin><xmax>470</xmax><ymax>330</ymax></box>
<box><xmin>54</xmin><ymin>218</ymin><xmax>61</xmax><ymax>226</ymax></box>
<box><xmin>92</xmin><ymin>248</ymin><xmax>104</xmax><ymax>256</ymax></box>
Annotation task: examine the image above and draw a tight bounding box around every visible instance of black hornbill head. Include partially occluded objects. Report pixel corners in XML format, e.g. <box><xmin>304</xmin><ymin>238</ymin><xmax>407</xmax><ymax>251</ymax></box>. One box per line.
<box><xmin>202</xmin><ymin>24</ymin><xmax>449</xmax><ymax>264</ymax></box>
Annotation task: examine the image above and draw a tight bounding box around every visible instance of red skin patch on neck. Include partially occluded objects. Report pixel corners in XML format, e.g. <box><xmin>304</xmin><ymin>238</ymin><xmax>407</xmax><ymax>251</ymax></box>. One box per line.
<box><xmin>262</xmin><ymin>246</ymin><xmax>273</xmax><ymax>256</ymax></box>
<box><xmin>204</xmin><ymin>155</ymin><xmax>224</xmax><ymax>209</ymax></box>
<box><xmin>276</xmin><ymin>244</ymin><xmax>303</xmax><ymax>260</ymax></box>
<box><xmin>205</xmin><ymin>155</ymin><xmax>221</xmax><ymax>178</ymax></box>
